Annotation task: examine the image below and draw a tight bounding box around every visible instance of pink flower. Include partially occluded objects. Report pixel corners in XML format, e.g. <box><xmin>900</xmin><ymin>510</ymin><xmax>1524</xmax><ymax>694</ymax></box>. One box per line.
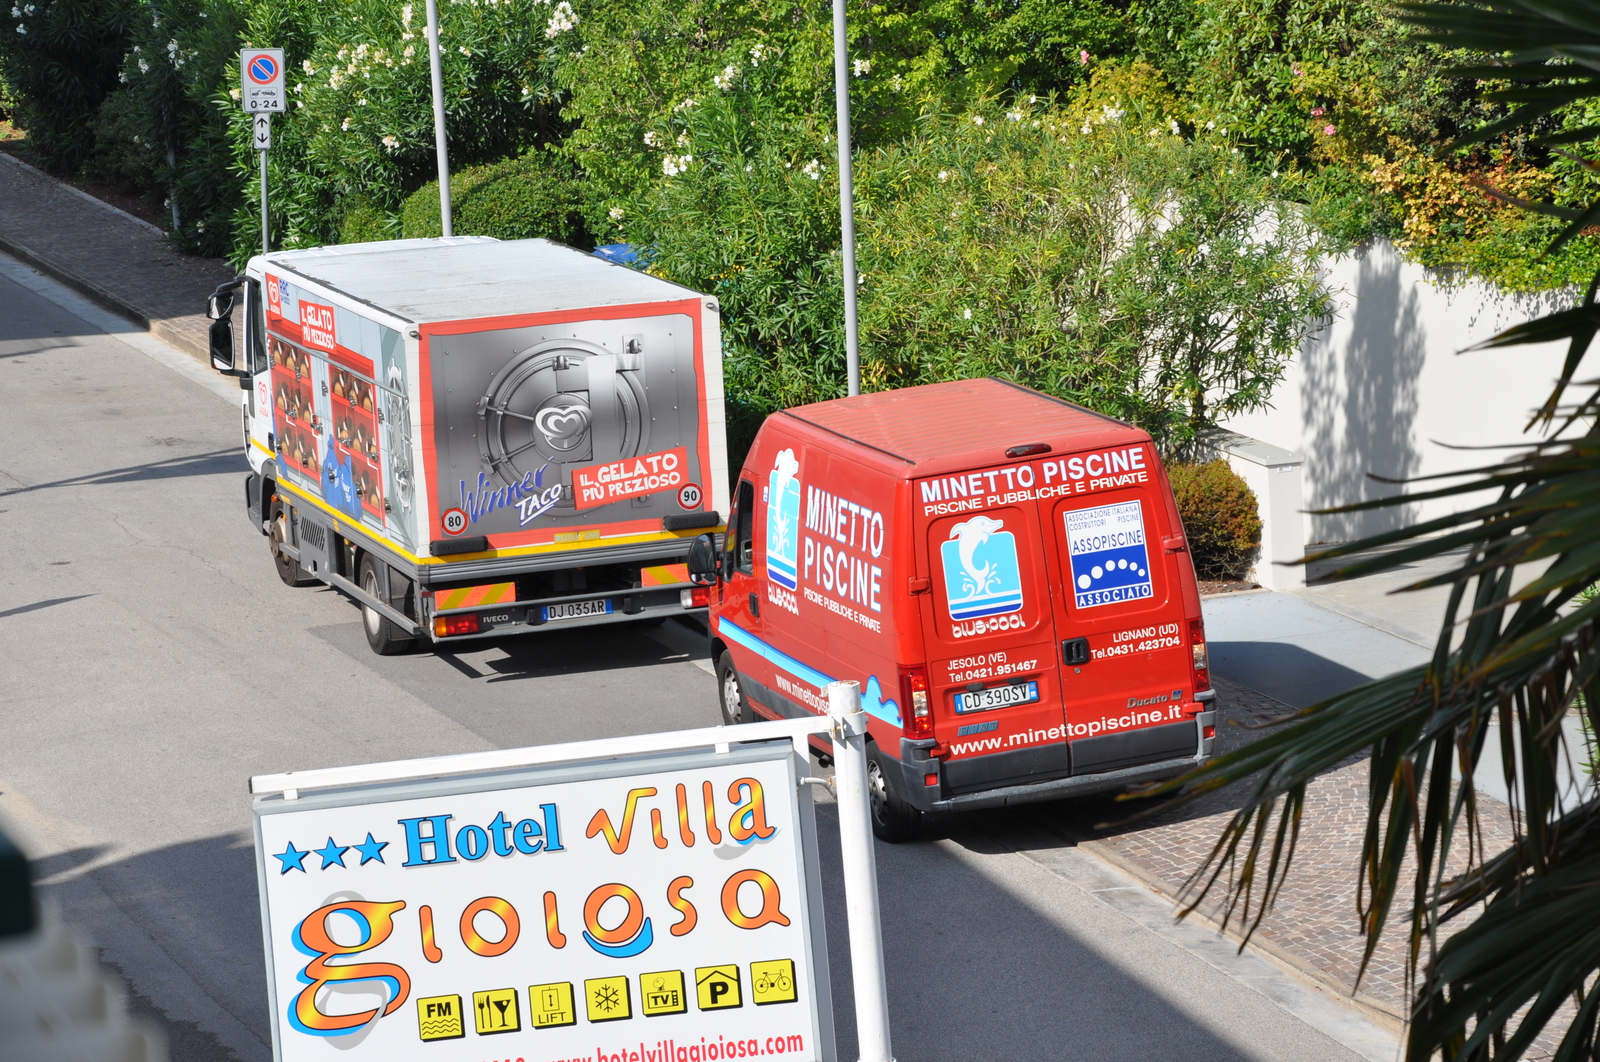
<box><xmin>1079</xmin><ymin>50</ymin><xmax>1090</xmax><ymax>65</ymax></box>
<box><xmin>1292</xmin><ymin>66</ymin><xmax>1304</xmax><ymax>77</ymax></box>
<box><xmin>1323</xmin><ymin>124</ymin><xmax>1336</xmax><ymax>136</ymax></box>
<box><xmin>1310</xmin><ymin>106</ymin><xmax>1324</xmax><ymax>117</ymax></box>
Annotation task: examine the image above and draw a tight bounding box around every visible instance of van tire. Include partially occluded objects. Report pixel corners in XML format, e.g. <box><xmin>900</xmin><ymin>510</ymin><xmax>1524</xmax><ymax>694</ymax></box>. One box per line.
<box><xmin>359</xmin><ymin>555</ymin><xmax>415</xmax><ymax>656</ymax></box>
<box><xmin>716</xmin><ymin>653</ymin><xmax>753</xmax><ymax>726</ymax></box>
<box><xmin>866</xmin><ymin>746</ymin><xmax>922</xmax><ymax>843</ymax></box>
<box><xmin>269</xmin><ymin>500</ymin><xmax>318</xmax><ymax>587</ymax></box>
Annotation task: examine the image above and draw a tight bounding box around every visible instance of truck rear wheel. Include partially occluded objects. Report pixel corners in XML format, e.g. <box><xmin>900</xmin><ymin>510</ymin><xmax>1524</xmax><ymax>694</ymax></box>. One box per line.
<box><xmin>866</xmin><ymin>745</ymin><xmax>922</xmax><ymax>844</ymax></box>
<box><xmin>716</xmin><ymin>652</ymin><xmax>754</xmax><ymax>726</ymax></box>
<box><xmin>359</xmin><ymin>555</ymin><xmax>415</xmax><ymax>656</ymax></box>
<box><xmin>269</xmin><ymin>501</ymin><xmax>318</xmax><ymax>587</ymax></box>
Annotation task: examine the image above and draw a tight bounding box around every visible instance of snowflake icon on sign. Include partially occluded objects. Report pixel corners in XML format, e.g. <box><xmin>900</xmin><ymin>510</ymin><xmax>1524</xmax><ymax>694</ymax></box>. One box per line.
<box><xmin>593</xmin><ymin>983</ymin><xmax>622</xmax><ymax>1013</ymax></box>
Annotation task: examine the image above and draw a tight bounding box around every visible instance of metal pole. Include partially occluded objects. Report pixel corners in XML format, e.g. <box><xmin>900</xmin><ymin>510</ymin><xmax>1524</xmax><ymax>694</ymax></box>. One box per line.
<box><xmin>826</xmin><ymin>681</ymin><xmax>893</xmax><ymax>1062</ymax></box>
<box><xmin>830</xmin><ymin>0</ymin><xmax>861</xmax><ymax>396</ymax></box>
<box><xmin>259</xmin><ymin>124</ymin><xmax>269</xmax><ymax>255</ymax></box>
<box><xmin>423</xmin><ymin>0</ymin><xmax>453</xmax><ymax>237</ymax></box>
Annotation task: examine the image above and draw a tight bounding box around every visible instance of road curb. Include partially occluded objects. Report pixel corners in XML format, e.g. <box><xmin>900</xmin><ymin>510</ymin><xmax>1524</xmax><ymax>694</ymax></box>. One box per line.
<box><xmin>1074</xmin><ymin>836</ymin><xmax>1410</xmax><ymax>1033</ymax></box>
<box><xmin>0</xmin><ymin>230</ymin><xmax>214</xmax><ymax>367</ymax></box>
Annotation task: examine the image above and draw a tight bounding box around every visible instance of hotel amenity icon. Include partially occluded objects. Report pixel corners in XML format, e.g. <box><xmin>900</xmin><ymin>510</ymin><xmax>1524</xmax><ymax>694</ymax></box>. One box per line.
<box><xmin>416</xmin><ymin>995</ymin><xmax>464</xmax><ymax>1042</ymax></box>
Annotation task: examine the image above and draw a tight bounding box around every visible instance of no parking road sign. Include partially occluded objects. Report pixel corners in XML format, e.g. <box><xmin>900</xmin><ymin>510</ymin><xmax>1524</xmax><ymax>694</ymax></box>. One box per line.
<box><xmin>240</xmin><ymin>48</ymin><xmax>285</xmax><ymax>112</ymax></box>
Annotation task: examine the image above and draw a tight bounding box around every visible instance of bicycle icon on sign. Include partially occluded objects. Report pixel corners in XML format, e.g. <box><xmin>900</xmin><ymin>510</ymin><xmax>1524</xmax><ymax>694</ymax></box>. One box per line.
<box><xmin>755</xmin><ymin>969</ymin><xmax>792</xmax><ymax>995</ymax></box>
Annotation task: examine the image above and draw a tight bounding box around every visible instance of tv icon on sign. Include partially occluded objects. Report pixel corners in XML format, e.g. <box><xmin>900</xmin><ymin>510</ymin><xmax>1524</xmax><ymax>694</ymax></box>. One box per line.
<box><xmin>640</xmin><ymin>970</ymin><xmax>686</xmax><ymax>1016</ymax></box>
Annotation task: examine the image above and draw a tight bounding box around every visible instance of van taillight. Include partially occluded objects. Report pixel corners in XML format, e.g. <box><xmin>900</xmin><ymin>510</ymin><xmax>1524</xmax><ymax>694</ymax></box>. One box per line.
<box><xmin>900</xmin><ymin>666</ymin><xmax>933</xmax><ymax>739</ymax></box>
<box><xmin>1188</xmin><ymin>618</ymin><xmax>1210</xmax><ymax>690</ymax></box>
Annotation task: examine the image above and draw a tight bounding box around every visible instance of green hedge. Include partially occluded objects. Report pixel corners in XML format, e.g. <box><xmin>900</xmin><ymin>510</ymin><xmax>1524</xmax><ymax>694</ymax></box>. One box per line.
<box><xmin>1168</xmin><ymin>460</ymin><xmax>1262</xmax><ymax>581</ymax></box>
<box><xmin>397</xmin><ymin>151</ymin><xmax>590</xmax><ymax>248</ymax></box>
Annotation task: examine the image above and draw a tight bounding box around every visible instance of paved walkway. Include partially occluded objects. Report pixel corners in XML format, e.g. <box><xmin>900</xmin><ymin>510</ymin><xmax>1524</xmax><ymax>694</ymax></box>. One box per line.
<box><xmin>0</xmin><ymin>153</ymin><xmax>233</xmax><ymax>362</ymax></box>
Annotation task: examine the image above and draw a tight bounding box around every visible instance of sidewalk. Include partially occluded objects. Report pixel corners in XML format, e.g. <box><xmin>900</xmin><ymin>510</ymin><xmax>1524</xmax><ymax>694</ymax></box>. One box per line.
<box><xmin>0</xmin><ymin>153</ymin><xmax>233</xmax><ymax>363</ymax></box>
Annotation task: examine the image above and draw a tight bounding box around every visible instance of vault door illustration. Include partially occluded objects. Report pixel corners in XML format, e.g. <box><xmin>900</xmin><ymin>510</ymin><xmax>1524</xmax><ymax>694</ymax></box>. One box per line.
<box><xmin>477</xmin><ymin>339</ymin><xmax>649</xmax><ymax>510</ymax></box>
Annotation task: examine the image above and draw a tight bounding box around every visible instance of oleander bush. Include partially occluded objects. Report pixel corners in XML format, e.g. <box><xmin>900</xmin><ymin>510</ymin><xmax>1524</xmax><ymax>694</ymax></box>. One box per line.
<box><xmin>1166</xmin><ymin>459</ymin><xmax>1261</xmax><ymax>581</ymax></box>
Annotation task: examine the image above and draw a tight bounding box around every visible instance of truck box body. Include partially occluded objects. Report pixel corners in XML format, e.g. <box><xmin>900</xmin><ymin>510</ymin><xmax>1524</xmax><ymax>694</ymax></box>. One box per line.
<box><xmin>709</xmin><ymin>378</ymin><xmax>1215</xmax><ymax>817</ymax></box>
<box><xmin>232</xmin><ymin>237</ymin><xmax>728</xmax><ymax>647</ymax></box>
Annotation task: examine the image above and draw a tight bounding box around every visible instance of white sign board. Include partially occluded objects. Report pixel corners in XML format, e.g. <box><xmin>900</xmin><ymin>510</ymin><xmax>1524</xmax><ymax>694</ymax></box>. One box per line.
<box><xmin>240</xmin><ymin>48</ymin><xmax>285</xmax><ymax>112</ymax></box>
<box><xmin>253</xmin><ymin>113</ymin><xmax>272</xmax><ymax>151</ymax></box>
<box><xmin>253</xmin><ymin>740</ymin><xmax>834</xmax><ymax>1062</ymax></box>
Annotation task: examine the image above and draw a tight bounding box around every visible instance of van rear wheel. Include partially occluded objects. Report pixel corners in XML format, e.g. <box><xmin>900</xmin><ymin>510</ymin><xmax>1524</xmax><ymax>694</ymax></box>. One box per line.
<box><xmin>716</xmin><ymin>653</ymin><xmax>753</xmax><ymax>726</ymax></box>
<box><xmin>865</xmin><ymin>746</ymin><xmax>922</xmax><ymax>843</ymax></box>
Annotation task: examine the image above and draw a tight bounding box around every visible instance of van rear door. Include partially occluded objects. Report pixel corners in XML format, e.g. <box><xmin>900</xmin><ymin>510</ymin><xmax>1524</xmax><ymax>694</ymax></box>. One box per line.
<box><xmin>919</xmin><ymin>500</ymin><xmax>1070</xmax><ymax>793</ymax></box>
<box><xmin>1042</xmin><ymin>454</ymin><xmax>1198</xmax><ymax>774</ymax></box>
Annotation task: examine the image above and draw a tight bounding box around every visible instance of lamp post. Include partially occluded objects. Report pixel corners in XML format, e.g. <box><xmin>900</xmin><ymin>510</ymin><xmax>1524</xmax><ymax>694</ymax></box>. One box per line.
<box><xmin>423</xmin><ymin>0</ymin><xmax>453</xmax><ymax>237</ymax></box>
<box><xmin>831</xmin><ymin>0</ymin><xmax>860</xmax><ymax>396</ymax></box>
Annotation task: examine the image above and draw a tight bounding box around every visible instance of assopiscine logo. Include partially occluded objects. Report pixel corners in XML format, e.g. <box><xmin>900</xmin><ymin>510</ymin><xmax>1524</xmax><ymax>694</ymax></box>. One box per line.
<box><xmin>940</xmin><ymin>516</ymin><xmax>1024</xmax><ymax>622</ymax></box>
<box><xmin>1065</xmin><ymin>500</ymin><xmax>1153</xmax><ymax>608</ymax></box>
<box><xmin>766</xmin><ymin>449</ymin><xmax>801</xmax><ymax>590</ymax></box>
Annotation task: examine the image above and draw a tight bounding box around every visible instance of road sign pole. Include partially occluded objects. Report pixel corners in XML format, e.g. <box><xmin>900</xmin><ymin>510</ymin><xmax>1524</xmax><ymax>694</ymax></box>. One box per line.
<box><xmin>827</xmin><ymin>680</ymin><xmax>894</xmax><ymax>1062</ymax></box>
<box><xmin>423</xmin><ymin>0</ymin><xmax>453</xmax><ymax>237</ymax></box>
<box><xmin>831</xmin><ymin>0</ymin><xmax>861</xmax><ymax>397</ymax></box>
<box><xmin>258</xmin><ymin>115</ymin><xmax>270</xmax><ymax>255</ymax></box>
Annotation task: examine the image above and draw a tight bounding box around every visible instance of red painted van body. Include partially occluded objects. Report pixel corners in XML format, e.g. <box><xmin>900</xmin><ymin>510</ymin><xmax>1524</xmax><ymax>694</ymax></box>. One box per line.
<box><xmin>705</xmin><ymin>379</ymin><xmax>1216</xmax><ymax>835</ymax></box>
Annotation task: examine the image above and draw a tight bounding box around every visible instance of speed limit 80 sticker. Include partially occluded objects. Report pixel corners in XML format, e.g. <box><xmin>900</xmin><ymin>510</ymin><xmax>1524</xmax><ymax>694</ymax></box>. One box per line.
<box><xmin>440</xmin><ymin>508</ymin><xmax>469</xmax><ymax>536</ymax></box>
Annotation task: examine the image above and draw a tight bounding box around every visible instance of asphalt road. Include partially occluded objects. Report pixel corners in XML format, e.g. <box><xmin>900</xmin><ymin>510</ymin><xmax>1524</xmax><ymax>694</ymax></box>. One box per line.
<box><xmin>0</xmin><ymin>255</ymin><xmax>1390</xmax><ymax>1062</ymax></box>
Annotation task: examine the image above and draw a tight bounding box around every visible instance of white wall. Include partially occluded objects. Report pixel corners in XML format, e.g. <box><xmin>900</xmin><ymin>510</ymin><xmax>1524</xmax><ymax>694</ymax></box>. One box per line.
<box><xmin>1219</xmin><ymin>239</ymin><xmax>1583</xmax><ymax>546</ymax></box>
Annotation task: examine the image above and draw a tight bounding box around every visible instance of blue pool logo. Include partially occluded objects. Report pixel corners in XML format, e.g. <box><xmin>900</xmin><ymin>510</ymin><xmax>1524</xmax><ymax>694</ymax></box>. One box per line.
<box><xmin>1065</xmin><ymin>500</ymin><xmax>1152</xmax><ymax>608</ymax></box>
<box><xmin>940</xmin><ymin>516</ymin><xmax>1024</xmax><ymax>620</ymax></box>
<box><xmin>766</xmin><ymin>448</ymin><xmax>801</xmax><ymax>589</ymax></box>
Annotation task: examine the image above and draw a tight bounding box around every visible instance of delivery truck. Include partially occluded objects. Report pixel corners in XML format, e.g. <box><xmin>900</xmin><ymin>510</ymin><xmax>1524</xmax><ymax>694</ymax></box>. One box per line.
<box><xmin>206</xmin><ymin>236</ymin><xmax>729</xmax><ymax>654</ymax></box>
<box><xmin>686</xmin><ymin>378</ymin><xmax>1216</xmax><ymax>840</ymax></box>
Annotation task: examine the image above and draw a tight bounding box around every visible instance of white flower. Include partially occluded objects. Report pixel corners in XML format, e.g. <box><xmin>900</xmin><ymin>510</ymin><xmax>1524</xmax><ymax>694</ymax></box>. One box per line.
<box><xmin>643</xmin><ymin>130</ymin><xmax>663</xmax><ymax>148</ymax></box>
<box><xmin>890</xmin><ymin>73</ymin><xmax>903</xmax><ymax>91</ymax></box>
<box><xmin>401</xmin><ymin>2</ymin><xmax>413</xmax><ymax>26</ymax></box>
<box><xmin>119</xmin><ymin>71</ymin><xmax>128</xmax><ymax>82</ymax></box>
<box><xmin>972</xmin><ymin>115</ymin><xmax>984</xmax><ymax>125</ymax></box>
<box><xmin>7</xmin><ymin>6</ymin><xmax>16</xmax><ymax>17</ymax></box>
<box><xmin>358</xmin><ymin>98</ymin><xmax>368</xmax><ymax>106</ymax></box>
<box><xmin>662</xmin><ymin>153</ymin><xmax>692</xmax><ymax>176</ymax></box>
<box><xmin>713</xmin><ymin>63</ymin><xmax>738</xmax><ymax>90</ymax></box>
<box><xmin>1206</xmin><ymin>119</ymin><xmax>1215</xmax><ymax>130</ymax></box>
<box><xmin>1006</xmin><ymin>110</ymin><xmax>1022</xmax><ymax>122</ymax></box>
<box><xmin>749</xmin><ymin>43</ymin><xmax>768</xmax><ymax>65</ymax></box>
<box><xmin>1270</xmin><ymin>169</ymin><xmax>1279</xmax><ymax>178</ymax></box>
<box><xmin>458</xmin><ymin>46</ymin><xmax>471</xmax><ymax>55</ymax></box>
<box><xmin>1197</xmin><ymin>242</ymin><xmax>1210</xmax><ymax>257</ymax></box>
<box><xmin>341</xmin><ymin>117</ymin><xmax>352</xmax><ymax>131</ymax></box>
<box><xmin>229</xmin><ymin>87</ymin><xmax>241</xmax><ymax>99</ymax></box>
<box><xmin>1148</xmin><ymin>127</ymin><xmax>1161</xmax><ymax>136</ymax></box>
<box><xmin>937</xmin><ymin>170</ymin><xmax>949</xmax><ymax>182</ymax></box>
<box><xmin>1169</xmin><ymin>119</ymin><xmax>1179</xmax><ymax>135</ymax></box>
<box><xmin>302</xmin><ymin>59</ymin><xmax>315</xmax><ymax>73</ymax></box>
<box><xmin>609</xmin><ymin>207</ymin><xmax>625</xmax><ymax>222</ymax></box>
<box><xmin>802</xmin><ymin>158</ymin><xmax>822</xmax><ymax>179</ymax></box>
<box><xmin>962</xmin><ymin>308</ymin><xmax>972</xmax><ymax>319</ymax></box>
<box><xmin>403</xmin><ymin>44</ymin><xmax>415</xmax><ymax>59</ymax></box>
<box><xmin>382</xmin><ymin>134</ymin><xmax>399</xmax><ymax>150</ymax></box>
<box><xmin>544</xmin><ymin>1</ymin><xmax>576</xmax><ymax>37</ymax></box>
<box><xmin>137</xmin><ymin>57</ymin><xmax>149</xmax><ymax>72</ymax></box>
<box><xmin>1028</xmin><ymin>94</ymin><xmax>1037</xmax><ymax>104</ymax></box>
<box><xmin>674</xmin><ymin>97</ymin><xmax>697</xmax><ymax>112</ymax></box>
<box><xmin>1080</xmin><ymin>124</ymin><xmax>1091</xmax><ymax>134</ymax></box>
<box><xmin>853</xmin><ymin>57</ymin><xmax>870</xmax><ymax>77</ymax></box>
<box><xmin>676</xmin><ymin>131</ymin><xmax>689</xmax><ymax>147</ymax></box>
<box><xmin>15</xmin><ymin>23</ymin><xmax>25</xmax><ymax>33</ymax></box>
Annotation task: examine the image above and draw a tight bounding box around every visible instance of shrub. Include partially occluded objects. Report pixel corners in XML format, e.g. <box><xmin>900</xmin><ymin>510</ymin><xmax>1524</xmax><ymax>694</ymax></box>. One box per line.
<box><xmin>0</xmin><ymin>0</ymin><xmax>133</xmax><ymax>170</ymax></box>
<box><xmin>1167</xmin><ymin>460</ymin><xmax>1261</xmax><ymax>581</ymax></box>
<box><xmin>398</xmin><ymin>150</ymin><xmax>590</xmax><ymax>247</ymax></box>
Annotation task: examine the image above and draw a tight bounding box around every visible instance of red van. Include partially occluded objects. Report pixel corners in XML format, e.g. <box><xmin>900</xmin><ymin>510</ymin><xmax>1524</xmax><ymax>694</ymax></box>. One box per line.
<box><xmin>688</xmin><ymin>378</ymin><xmax>1216</xmax><ymax>840</ymax></box>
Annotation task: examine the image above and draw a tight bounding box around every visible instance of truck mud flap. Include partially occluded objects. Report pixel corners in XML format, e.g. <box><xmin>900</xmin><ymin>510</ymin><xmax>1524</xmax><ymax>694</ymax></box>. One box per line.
<box><xmin>1070</xmin><ymin>719</ymin><xmax>1198</xmax><ymax>775</ymax></box>
<box><xmin>943</xmin><ymin>744</ymin><xmax>1071</xmax><ymax>796</ymax></box>
<box><xmin>930</xmin><ymin>755</ymin><xmax>1198</xmax><ymax>813</ymax></box>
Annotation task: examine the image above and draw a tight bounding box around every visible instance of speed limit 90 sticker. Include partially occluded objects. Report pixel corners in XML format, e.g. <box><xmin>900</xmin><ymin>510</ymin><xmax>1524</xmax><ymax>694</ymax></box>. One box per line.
<box><xmin>441</xmin><ymin>507</ymin><xmax>469</xmax><ymax>536</ymax></box>
<box><xmin>678</xmin><ymin>483</ymin><xmax>704</xmax><ymax>510</ymax></box>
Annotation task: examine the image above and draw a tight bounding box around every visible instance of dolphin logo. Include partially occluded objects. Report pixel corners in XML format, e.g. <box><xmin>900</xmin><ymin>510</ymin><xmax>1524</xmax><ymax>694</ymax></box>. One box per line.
<box><xmin>769</xmin><ymin>449</ymin><xmax>800</xmax><ymax>558</ymax></box>
<box><xmin>950</xmin><ymin>515</ymin><xmax>1006</xmax><ymax>599</ymax></box>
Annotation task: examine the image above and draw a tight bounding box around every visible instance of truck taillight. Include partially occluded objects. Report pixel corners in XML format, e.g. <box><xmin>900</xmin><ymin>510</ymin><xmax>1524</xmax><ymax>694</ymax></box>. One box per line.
<box><xmin>434</xmin><ymin>614</ymin><xmax>480</xmax><ymax>637</ymax></box>
<box><xmin>1189</xmin><ymin>618</ymin><xmax>1210</xmax><ymax>690</ymax></box>
<box><xmin>680</xmin><ymin>587</ymin><xmax>710</xmax><ymax>608</ymax></box>
<box><xmin>900</xmin><ymin>666</ymin><xmax>933</xmax><ymax>739</ymax></box>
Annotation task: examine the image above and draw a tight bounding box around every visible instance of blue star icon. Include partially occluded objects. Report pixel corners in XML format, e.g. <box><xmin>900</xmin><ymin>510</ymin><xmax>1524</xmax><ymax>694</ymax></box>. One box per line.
<box><xmin>274</xmin><ymin>842</ymin><xmax>308</xmax><ymax>875</ymax></box>
<box><xmin>314</xmin><ymin>837</ymin><xmax>350</xmax><ymax>870</ymax></box>
<box><xmin>352</xmin><ymin>833</ymin><xmax>388</xmax><ymax>866</ymax></box>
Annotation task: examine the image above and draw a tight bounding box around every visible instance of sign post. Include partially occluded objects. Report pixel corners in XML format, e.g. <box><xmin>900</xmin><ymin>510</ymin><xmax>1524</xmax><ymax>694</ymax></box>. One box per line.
<box><xmin>249</xmin><ymin>707</ymin><xmax>893</xmax><ymax>1062</ymax></box>
<box><xmin>240</xmin><ymin>48</ymin><xmax>285</xmax><ymax>254</ymax></box>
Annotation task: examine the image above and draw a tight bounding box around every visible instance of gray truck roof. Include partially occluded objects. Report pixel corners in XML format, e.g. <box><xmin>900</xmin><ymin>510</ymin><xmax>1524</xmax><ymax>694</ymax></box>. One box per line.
<box><xmin>260</xmin><ymin>237</ymin><xmax>705</xmax><ymax>324</ymax></box>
